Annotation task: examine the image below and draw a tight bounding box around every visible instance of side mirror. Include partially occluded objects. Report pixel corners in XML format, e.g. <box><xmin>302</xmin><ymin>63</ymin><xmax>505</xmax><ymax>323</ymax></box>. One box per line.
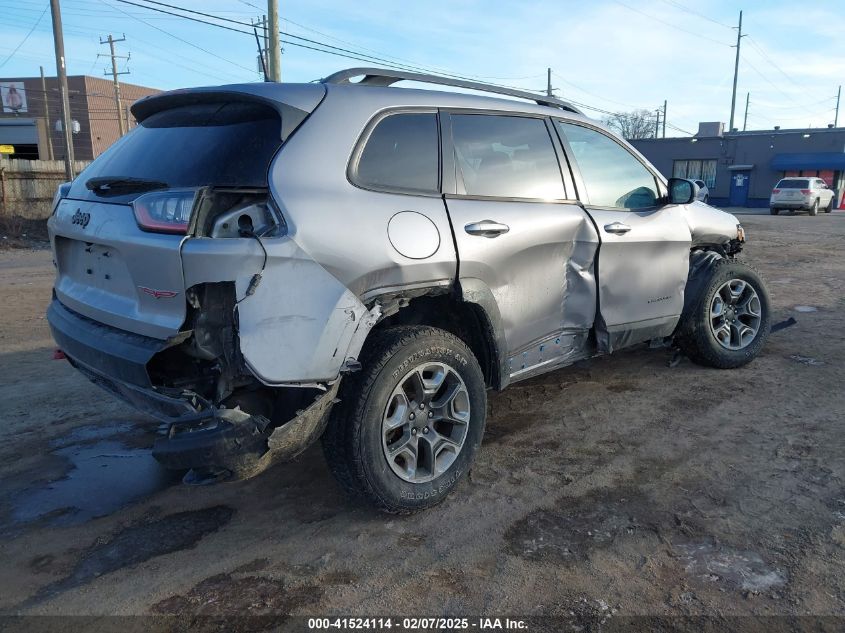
<box><xmin>668</xmin><ymin>178</ymin><xmax>697</xmax><ymax>205</ymax></box>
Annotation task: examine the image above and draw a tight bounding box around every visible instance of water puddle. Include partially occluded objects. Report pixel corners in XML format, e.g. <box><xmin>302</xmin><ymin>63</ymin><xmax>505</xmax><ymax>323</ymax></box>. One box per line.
<box><xmin>9</xmin><ymin>424</ymin><xmax>179</xmax><ymax>528</ymax></box>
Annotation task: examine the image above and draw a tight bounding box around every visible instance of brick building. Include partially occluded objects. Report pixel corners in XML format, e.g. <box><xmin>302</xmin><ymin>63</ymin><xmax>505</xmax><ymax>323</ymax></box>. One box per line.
<box><xmin>0</xmin><ymin>75</ymin><xmax>160</xmax><ymax>161</ymax></box>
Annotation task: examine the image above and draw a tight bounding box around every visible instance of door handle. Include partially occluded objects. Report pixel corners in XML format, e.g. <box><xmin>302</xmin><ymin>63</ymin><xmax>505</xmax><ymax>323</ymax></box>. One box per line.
<box><xmin>464</xmin><ymin>220</ymin><xmax>510</xmax><ymax>238</ymax></box>
<box><xmin>604</xmin><ymin>221</ymin><xmax>631</xmax><ymax>235</ymax></box>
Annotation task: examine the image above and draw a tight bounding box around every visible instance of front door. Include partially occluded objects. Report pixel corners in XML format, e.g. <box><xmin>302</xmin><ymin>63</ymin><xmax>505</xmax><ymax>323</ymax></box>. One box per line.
<box><xmin>729</xmin><ymin>170</ymin><xmax>751</xmax><ymax>206</ymax></box>
<box><xmin>554</xmin><ymin>120</ymin><xmax>691</xmax><ymax>352</ymax></box>
<box><xmin>443</xmin><ymin>112</ymin><xmax>600</xmax><ymax>381</ymax></box>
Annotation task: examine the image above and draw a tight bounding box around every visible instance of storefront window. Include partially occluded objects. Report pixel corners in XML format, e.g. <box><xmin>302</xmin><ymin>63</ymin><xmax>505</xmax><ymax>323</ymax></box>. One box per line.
<box><xmin>673</xmin><ymin>159</ymin><xmax>717</xmax><ymax>188</ymax></box>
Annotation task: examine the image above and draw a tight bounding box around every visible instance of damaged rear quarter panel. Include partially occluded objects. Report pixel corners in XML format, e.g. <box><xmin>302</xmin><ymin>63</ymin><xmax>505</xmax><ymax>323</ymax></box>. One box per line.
<box><xmin>181</xmin><ymin>237</ymin><xmax>368</xmax><ymax>384</ymax></box>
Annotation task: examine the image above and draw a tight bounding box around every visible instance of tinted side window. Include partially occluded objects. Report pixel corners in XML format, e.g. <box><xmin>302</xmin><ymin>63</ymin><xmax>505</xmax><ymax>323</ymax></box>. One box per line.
<box><xmin>451</xmin><ymin>114</ymin><xmax>565</xmax><ymax>199</ymax></box>
<box><xmin>556</xmin><ymin>121</ymin><xmax>658</xmax><ymax>209</ymax></box>
<box><xmin>355</xmin><ymin>113</ymin><xmax>439</xmax><ymax>193</ymax></box>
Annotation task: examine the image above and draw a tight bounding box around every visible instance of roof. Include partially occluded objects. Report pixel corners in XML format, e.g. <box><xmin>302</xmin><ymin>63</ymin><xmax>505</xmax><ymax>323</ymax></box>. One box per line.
<box><xmin>131</xmin><ymin>80</ymin><xmax>597</xmax><ymax>127</ymax></box>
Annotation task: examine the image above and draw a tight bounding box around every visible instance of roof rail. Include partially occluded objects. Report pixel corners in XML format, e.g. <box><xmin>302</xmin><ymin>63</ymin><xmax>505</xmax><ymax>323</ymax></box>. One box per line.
<box><xmin>322</xmin><ymin>67</ymin><xmax>583</xmax><ymax>114</ymax></box>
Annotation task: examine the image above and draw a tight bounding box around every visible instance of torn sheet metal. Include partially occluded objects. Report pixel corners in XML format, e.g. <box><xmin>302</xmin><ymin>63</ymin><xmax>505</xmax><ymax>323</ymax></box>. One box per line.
<box><xmin>181</xmin><ymin>237</ymin><xmax>374</xmax><ymax>385</ymax></box>
<box><xmin>152</xmin><ymin>381</ymin><xmax>341</xmax><ymax>480</ymax></box>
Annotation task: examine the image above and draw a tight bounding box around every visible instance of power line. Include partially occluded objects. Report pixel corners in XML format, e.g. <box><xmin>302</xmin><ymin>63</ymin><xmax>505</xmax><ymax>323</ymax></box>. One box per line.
<box><xmin>0</xmin><ymin>2</ymin><xmax>48</xmax><ymax>69</ymax></box>
<box><xmin>97</xmin><ymin>0</ymin><xmax>256</xmax><ymax>74</ymax></box>
<box><xmin>658</xmin><ymin>0</ymin><xmax>733</xmax><ymax>29</ymax></box>
<box><xmin>611</xmin><ymin>0</ymin><xmax>733</xmax><ymax>47</ymax></box>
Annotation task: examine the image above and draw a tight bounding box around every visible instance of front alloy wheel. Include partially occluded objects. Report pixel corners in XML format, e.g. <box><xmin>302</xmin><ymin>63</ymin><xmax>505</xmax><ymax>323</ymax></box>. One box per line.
<box><xmin>677</xmin><ymin>259</ymin><xmax>771</xmax><ymax>369</ymax></box>
<box><xmin>708</xmin><ymin>279</ymin><xmax>763</xmax><ymax>351</ymax></box>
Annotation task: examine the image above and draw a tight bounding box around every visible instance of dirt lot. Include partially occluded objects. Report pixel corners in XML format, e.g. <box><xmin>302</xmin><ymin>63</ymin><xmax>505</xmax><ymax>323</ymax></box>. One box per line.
<box><xmin>0</xmin><ymin>211</ymin><xmax>843</xmax><ymax>629</ymax></box>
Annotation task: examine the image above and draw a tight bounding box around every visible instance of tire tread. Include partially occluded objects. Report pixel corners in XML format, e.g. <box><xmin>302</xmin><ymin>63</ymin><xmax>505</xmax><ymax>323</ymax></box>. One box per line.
<box><xmin>322</xmin><ymin>325</ymin><xmax>481</xmax><ymax>514</ymax></box>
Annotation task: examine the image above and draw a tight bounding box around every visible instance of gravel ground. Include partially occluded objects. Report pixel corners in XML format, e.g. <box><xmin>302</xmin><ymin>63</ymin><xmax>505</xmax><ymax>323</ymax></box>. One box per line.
<box><xmin>0</xmin><ymin>211</ymin><xmax>842</xmax><ymax>630</ymax></box>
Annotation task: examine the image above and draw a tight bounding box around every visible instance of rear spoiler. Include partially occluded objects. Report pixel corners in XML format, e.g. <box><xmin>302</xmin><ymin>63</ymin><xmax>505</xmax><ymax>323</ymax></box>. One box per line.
<box><xmin>130</xmin><ymin>83</ymin><xmax>327</xmax><ymax>141</ymax></box>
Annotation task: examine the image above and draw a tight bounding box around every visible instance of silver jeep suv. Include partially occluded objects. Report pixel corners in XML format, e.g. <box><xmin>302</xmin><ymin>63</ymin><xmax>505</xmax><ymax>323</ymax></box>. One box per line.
<box><xmin>47</xmin><ymin>68</ymin><xmax>770</xmax><ymax>512</ymax></box>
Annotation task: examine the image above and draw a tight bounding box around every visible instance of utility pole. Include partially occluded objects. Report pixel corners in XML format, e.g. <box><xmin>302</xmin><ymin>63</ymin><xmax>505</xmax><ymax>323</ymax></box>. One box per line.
<box><xmin>39</xmin><ymin>66</ymin><xmax>54</xmax><ymax>160</ymax></box>
<box><xmin>729</xmin><ymin>10</ymin><xmax>746</xmax><ymax>132</ymax></box>
<box><xmin>835</xmin><ymin>85</ymin><xmax>841</xmax><ymax>127</ymax></box>
<box><xmin>655</xmin><ymin>108</ymin><xmax>661</xmax><ymax>139</ymax></box>
<box><xmin>267</xmin><ymin>0</ymin><xmax>281</xmax><ymax>81</ymax></box>
<box><xmin>662</xmin><ymin>99</ymin><xmax>667</xmax><ymax>138</ymax></box>
<box><xmin>547</xmin><ymin>68</ymin><xmax>553</xmax><ymax>97</ymax></box>
<box><xmin>743</xmin><ymin>91</ymin><xmax>750</xmax><ymax>131</ymax></box>
<box><xmin>251</xmin><ymin>15</ymin><xmax>269</xmax><ymax>80</ymax></box>
<box><xmin>49</xmin><ymin>0</ymin><xmax>74</xmax><ymax>180</ymax></box>
<box><xmin>100</xmin><ymin>34</ymin><xmax>130</xmax><ymax>136</ymax></box>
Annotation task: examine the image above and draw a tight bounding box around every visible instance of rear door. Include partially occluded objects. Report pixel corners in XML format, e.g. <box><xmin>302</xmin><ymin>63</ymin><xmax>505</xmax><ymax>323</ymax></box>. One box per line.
<box><xmin>553</xmin><ymin>120</ymin><xmax>691</xmax><ymax>352</ymax></box>
<box><xmin>443</xmin><ymin>112</ymin><xmax>599</xmax><ymax>381</ymax></box>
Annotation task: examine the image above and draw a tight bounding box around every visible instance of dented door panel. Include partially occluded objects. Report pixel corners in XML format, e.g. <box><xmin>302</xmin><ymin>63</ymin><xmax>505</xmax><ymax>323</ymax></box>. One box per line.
<box><xmin>445</xmin><ymin>197</ymin><xmax>599</xmax><ymax>377</ymax></box>
<box><xmin>587</xmin><ymin>205</ymin><xmax>691</xmax><ymax>351</ymax></box>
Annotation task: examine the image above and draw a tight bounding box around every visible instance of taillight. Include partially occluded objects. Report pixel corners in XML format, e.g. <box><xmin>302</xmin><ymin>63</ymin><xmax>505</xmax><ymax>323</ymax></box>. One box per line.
<box><xmin>772</xmin><ymin>189</ymin><xmax>780</xmax><ymax>194</ymax></box>
<box><xmin>800</xmin><ymin>189</ymin><xmax>811</xmax><ymax>195</ymax></box>
<box><xmin>51</xmin><ymin>181</ymin><xmax>72</xmax><ymax>213</ymax></box>
<box><xmin>132</xmin><ymin>190</ymin><xmax>197</xmax><ymax>234</ymax></box>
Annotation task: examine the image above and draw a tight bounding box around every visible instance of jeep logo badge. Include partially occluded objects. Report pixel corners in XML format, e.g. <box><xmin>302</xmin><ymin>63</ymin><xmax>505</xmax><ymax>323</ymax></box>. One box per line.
<box><xmin>71</xmin><ymin>209</ymin><xmax>91</xmax><ymax>228</ymax></box>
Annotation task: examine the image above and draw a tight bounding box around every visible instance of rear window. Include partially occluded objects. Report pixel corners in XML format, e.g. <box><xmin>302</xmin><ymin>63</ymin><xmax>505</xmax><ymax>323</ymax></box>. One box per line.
<box><xmin>353</xmin><ymin>112</ymin><xmax>440</xmax><ymax>193</ymax></box>
<box><xmin>69</xmin><ymin>101</ymin><xmax>281</xmax><ymax>200</ymax></box>
<box><xmin>776</xmin><ymin>179</ymin><xmax>808</xmax><ymax>189</ymax></box>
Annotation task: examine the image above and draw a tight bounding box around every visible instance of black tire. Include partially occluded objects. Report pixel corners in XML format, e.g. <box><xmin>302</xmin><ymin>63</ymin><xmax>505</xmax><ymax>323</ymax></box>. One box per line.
<box><xmin>321</xmin><ymin>326</ymin><xmax>486</xmax><ymax>514</ymax></box>
<box><xmin>826</xmin><ymin>198</ymin><xmax>834</xmax><ymax>213</ymax></box>
<box><xmin>769</xmin><ymin>207</ymin><xmax>779</xmax><ymax>215</ymax></box>
<box><xmin>809</xmin><ymin>199</ymin><xmax>819</xmax><ymax>216</ymax></box>
<box><xmin>677</xmin><ymin>259</ymin><xmax>771</xmax><ymax>369</ymax></box>
<box><xmin>703</xmin><ymin>195</ymin><xmax>709</xmax><ymax>204</ymax></box>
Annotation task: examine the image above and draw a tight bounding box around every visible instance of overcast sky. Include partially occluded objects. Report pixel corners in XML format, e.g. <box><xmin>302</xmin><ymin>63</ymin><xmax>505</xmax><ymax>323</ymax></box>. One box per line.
<box><xmin>1</xmin><ymin>0</ymin><xmax>843</xmax><ymax>135</ymax></box>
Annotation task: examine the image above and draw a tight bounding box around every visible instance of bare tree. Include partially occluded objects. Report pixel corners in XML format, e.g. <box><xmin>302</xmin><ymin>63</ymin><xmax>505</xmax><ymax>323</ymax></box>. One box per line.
<box><xmin>602</xmin><ymin>109</ymin><xmax>656</xmax><ymax>140</ymax></box>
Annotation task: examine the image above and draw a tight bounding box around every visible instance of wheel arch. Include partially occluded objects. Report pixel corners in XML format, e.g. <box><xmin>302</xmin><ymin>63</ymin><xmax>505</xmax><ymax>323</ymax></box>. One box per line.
<box><xmin>681</xmin><ymin>248</ymin><xmax>725</xmax><ymax>321</ymax></box>
<box><xmin>365</xmin><ymin>281</ymin><xmax>507</xmax><ymax>391</ymax></box>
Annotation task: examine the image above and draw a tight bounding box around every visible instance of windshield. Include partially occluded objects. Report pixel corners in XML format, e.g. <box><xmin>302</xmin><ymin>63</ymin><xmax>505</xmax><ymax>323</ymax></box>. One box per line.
<box><xmin>776</xmin><ymin>179</ymin><xmax>809</xmax><ymax>189</ymax></box>
<box><xmin>68</xmin><ymin>101</ymin><xmax>281</xmax><ymax>202</ymax></box>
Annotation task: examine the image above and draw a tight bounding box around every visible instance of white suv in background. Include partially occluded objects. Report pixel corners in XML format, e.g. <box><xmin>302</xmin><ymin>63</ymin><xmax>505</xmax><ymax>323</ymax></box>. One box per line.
<box><xmin>692</xmin><ymin>179</ymin><xmax>709</xmax><ymax>204</ymax></box>
<box><xmin>770</xmin><ymin>177</ymin><xmax>835</xmax><ymax>216</ymax></box>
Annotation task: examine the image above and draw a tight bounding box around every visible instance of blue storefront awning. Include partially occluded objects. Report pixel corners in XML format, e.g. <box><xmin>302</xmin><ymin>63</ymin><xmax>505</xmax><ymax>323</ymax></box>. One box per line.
<box><xmin>771</xmin><ymin>152</ymin><xmax>845</xmax><ymax>171</ymax></box>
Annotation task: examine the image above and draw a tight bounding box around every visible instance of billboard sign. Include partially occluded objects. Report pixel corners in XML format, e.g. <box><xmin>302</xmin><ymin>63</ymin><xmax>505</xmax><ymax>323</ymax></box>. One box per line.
<box><xmin>1</xmin><ymin>82</ymin><xmax>28</xmax><ymax>114</ymax></box>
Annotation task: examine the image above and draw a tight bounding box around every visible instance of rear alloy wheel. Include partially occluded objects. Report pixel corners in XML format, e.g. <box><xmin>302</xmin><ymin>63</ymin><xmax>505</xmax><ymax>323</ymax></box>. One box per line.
<box><xmin>769</xmin><ymin>207</ymin><xmax>779</xmax><ymax>215</ymax></box>
<box><xmin>809</xmin><ymin>199</ymin><xmax>819</xmax><ymax>216</ymax></box>
<box><xmin>703</xmin><ymin>195</ymin><xmax>710</xmax><ymax>204</ymax></box>
<box><xmin>322</xmin><ymin>326</ymin><xmax>486</xmax><ymax>513</ymax></box>
<box><xmin>677</xmin><ymin>259</ymin><xmax>771</xmax><ymax>369</ymax></box>
<box><xmin>826</xmin><ymin>198</ymin><xmax>834</xmax><ymax>213</ymax></box>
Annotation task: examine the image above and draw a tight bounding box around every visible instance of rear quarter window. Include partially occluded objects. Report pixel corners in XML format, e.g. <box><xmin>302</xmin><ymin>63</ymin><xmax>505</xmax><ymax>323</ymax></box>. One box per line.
<box><xmin>352</xmin><ymin>112</ymin><xmax>440</xmax><ymax>194</ymax></box>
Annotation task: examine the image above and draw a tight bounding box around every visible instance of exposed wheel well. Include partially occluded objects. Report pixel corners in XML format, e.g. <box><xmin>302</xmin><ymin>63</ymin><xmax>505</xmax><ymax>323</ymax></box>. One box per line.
<box><xmin>371</xmin><ymin>294</ymin><xmax>500</xmax><ymax>389</ymax></box>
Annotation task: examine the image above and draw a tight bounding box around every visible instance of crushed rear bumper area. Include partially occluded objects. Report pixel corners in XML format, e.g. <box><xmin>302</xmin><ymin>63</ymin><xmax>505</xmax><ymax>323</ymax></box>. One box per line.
<box><xmin>47</xmin><ymin>298</ymin><xmax>194</xmax><ymax>419</ymax></box>
<box><xmin>47</xmin><ymin>297</ymin><xmax>339</xmax><ymax>481</ymax></box>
